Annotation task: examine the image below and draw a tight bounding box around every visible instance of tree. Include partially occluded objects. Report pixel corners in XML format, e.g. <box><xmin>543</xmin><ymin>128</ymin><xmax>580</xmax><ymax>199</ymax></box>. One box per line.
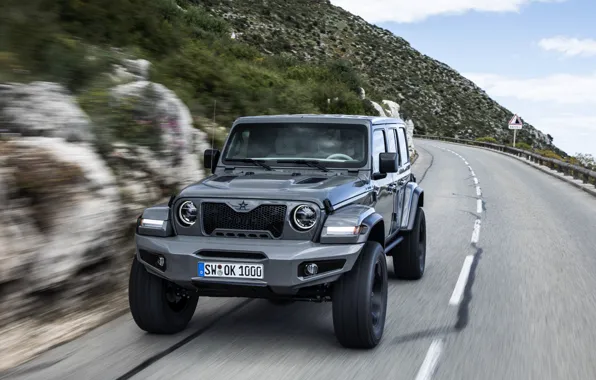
<box><xmin>574</xmin><ymin>153</ymin><xmax>595</xmax><ymax>170</ymax></box>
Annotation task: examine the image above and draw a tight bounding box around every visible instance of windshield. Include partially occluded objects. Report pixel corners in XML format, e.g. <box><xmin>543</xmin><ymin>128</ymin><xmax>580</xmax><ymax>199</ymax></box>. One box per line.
<box><xmin>221</xmin><ymin>122</ymin><xmax>369</xmax><ymax>169</ymax></box>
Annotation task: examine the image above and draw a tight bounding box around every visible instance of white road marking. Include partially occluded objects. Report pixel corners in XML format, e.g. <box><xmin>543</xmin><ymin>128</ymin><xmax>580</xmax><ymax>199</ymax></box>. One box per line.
<box><xmin>449</xmin><ymin>255</ymin><xmax>475</xmax><ymax>306</ymax></box>
<box><xmin>415</xmin><ymin>339</ymin><xmax>445</xmax><ymax>380</ymax></box>
<box><xmin>417</xmin><ymin>143</ymin><xmax>486</xmax><ymax>380</ymax></box>
<box><xmin>471</xmin><ymin>219</ymin><xmax>482</xmax><ymax>244</ymax></box>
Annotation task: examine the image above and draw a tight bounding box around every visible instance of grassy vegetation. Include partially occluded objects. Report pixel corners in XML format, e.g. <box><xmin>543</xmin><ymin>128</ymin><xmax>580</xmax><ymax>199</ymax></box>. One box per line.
<box><xmin>201</xmin><ymin>0</ymin><xmax>564</xmax><ymax>153</ymax></box>
<box><xmin>0</xmin><ymin>0</ymin><xmax>382</xmax><ymax>146</ymax></box>
<box><xmin>472</xmin><ymin>136</ymin><xmax>595</xmax><ymax>172</ymax></box>
<box><xmin>475</xmin><ymin>136</ymin><xmax>498</xmax><ymax>144</ymax></box>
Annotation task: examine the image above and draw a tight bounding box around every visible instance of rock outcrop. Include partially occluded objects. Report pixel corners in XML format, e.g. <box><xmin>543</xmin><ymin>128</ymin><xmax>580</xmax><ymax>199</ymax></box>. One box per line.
<box><xmin>0</xmin><ymin>136</ymin><xmax>122</xmax><ymax>326</ymax></box>
<box><xmin>0</xmin><ymin>60</ymin><xmax>209</xmax><ymax>328</ymax></box>
<box><xmin>368</xmin><ymin>97</ymin><xmax>416</xmax><ymax>158</ymax></box>
<box><xmin>0</xmin><ymin>82</ymin><xmax>93</xmax><ymax>142</ymax></box>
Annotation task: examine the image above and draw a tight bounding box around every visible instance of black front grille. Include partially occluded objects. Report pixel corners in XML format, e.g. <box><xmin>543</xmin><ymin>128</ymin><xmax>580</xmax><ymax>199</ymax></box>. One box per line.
<box><xmin>202</xmin><ymin>203</ymin><xmax>287</xmax><ymax>238</ymax></box>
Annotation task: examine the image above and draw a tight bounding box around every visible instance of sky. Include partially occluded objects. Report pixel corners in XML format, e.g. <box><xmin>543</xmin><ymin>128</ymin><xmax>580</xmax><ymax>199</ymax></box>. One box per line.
<box><xmin>331</xmin><ymin>0</ymin><xmax>596</xmax><ymax>157</ymax></box>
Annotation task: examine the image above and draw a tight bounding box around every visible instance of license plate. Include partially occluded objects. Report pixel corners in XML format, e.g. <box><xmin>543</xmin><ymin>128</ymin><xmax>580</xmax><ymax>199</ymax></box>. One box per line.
<box><xmin>198</xmin><ymin>262</ymin><xmax>264</xmax><ymax>279</ymax></box>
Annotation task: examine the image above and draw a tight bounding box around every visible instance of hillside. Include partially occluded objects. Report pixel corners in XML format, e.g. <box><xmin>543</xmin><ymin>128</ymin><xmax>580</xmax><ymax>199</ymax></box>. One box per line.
<box><xmin>1</xmin><ymin>0</ymin><xmax>564</xmax><ymax>155</ymax></box>
<box><xmin>201</xmin><ymin>0</ymin><xmax>562</xmax><ymax>153</ymax></box>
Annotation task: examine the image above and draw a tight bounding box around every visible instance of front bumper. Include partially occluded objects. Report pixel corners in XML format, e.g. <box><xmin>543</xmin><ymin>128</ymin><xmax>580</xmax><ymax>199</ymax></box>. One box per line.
<box><xmin>135</xmin><ymin>234</ymin><xmax>364</xmax><ymax>294</ymax></box>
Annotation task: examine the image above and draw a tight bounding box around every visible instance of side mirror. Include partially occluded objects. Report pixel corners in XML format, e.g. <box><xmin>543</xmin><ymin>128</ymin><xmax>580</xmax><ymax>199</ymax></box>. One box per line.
<box><xmin>379</xmin><ymin>152</ymin><xmax>398</xmax><ymax>174</ymax></box>
<box><xmin>203</xmin><ymin>149</ymin><xmax>220</xmax><ymax>173</ymax></box>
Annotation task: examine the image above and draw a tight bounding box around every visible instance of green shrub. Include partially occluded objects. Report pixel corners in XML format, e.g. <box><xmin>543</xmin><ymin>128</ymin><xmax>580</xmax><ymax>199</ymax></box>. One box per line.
<box><xmin>78</xmin><ymin>80</ymin><xmax>164</xmax><ymax>155</ymax></box>
<box><xmin>2</xmin><ymin>0</ymin><xmax>388</xmax><ymax>141</ymax></box>
<box><xmin>536</xmin><ymin>149</ymin><xmax>563</xmax><ymax>161</ymax></box>
<box><xmin>476</xmin><ymin>136</ymin><xmax>498</xmax><ymax>143</ymax></box>
<box><xmin>513</xmin><ymin>142</ymin><xmax>532</xmax><ymax>151</ymax></box>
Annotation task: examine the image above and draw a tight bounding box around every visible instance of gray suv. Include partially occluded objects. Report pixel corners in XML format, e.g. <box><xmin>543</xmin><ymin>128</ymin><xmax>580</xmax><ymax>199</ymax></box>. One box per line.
<box><xmin>130</xmin><ymin>114</ymin><xmax>426</xmax><ymax>349</ymax></box>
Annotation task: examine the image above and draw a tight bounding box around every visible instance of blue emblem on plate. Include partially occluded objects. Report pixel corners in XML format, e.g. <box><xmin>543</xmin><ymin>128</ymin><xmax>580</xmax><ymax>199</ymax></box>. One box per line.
<box><xmin>198</xmin><ymin>262</ymin><xmax>205</xmax><ymax>277</ymax></box>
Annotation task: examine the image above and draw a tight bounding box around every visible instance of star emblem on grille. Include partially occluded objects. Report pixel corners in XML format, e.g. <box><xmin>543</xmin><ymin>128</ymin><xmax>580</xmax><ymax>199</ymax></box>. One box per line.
<box><xmin>237</xmin><ymin>201</ymin><xmax>248</xmax><ymax>210</ymax></box>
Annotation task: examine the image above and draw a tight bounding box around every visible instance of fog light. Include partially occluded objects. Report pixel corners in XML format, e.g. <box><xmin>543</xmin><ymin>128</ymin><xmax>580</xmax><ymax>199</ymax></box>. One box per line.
<box><xmin>305</xmin><ymin>263</ymin><xmax>318</xmax><ymax>276</ymax></box>
<box><xmin>157</xmin><ymin>256</ymin><xmax>165</xmax><ymax>267</ymax></box>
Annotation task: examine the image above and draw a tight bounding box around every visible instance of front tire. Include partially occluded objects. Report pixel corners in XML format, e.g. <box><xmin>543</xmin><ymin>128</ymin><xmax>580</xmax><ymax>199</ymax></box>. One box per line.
<box><xmin>391</xmin><ymin>207</ymin><xmax>426</xmax><ymax>280</ymax></box>
<box><xmin>128</xmin><ymin>256</ymin><xmax>198</xmax><ymax>334</ymax></box>
<box><xmin>332</xmin><ymin>241</ymin><xmax>388</xmax><ymax>349</ymax></box>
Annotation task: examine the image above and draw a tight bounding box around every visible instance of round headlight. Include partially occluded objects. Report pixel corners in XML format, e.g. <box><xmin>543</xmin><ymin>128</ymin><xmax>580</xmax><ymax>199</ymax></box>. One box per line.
<box><xmin>292</xmin><ymin>204</ymin><xmax>317</xmax><ymax>231</ymax></box>
<box><xmin>178</xmin><ymin>201</ymin><xmax>198</xmax><ymax>227</ymax></box>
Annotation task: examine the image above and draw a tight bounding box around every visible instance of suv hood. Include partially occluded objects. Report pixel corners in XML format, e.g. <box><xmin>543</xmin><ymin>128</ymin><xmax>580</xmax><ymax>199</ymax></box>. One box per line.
<box><xmin>177</xmin><ymin>172</ymin><xmax>372</xmax><ymax>207</ymax></box>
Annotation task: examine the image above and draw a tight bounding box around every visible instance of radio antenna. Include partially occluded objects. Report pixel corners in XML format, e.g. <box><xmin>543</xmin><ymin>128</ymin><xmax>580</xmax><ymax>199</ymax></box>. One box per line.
<box><xmin>211</xmin><ymin>99</ymin><xmax>216</xmax><ymax>150</ymax></box>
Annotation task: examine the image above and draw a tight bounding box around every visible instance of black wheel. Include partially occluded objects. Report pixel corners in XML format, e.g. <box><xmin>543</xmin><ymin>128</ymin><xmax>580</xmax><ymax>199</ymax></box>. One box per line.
<box><xmin>332</xmin><ymin>241</ymin><xmax>388</xmax><ymax>349</ymax></box>
<box><xmin>128</xmin><ymin>256</ymin><xmax>198</xmax><ymax>334</ymax></box>
<box><xmin>391</xmin><ymin>207</ymin><xmax>426</xmax><ymax>280</ymax></box>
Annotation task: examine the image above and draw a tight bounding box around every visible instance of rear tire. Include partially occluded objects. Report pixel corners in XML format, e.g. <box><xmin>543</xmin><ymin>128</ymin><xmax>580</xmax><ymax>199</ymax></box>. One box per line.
<box><xmin>391</xmin><ymin>207</ymin><xmax>426</xmax><ymax>280</ymax></box>
<box><xmin>128</xmin><ymin>256</ymin><xmax>198</xmax><ymax>334</ymax></box>
<box><xmin>332</xmin><ymin>241</ymin><xmax>388</xmax><ymax>349</ymax></box>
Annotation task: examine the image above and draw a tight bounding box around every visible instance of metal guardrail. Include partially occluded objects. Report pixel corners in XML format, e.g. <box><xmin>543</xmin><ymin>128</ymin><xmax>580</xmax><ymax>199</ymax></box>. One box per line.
<box><xmin>414</xmin><ymin>135</ymin><xmax>596</xmax><ymax>185</ymax></box>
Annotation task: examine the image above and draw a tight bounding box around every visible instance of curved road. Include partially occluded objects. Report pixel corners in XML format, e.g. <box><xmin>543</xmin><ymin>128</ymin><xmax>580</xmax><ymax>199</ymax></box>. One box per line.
<box><xmin>4</xmin><ymin>140</ymin><xmax>596</xmax><ymax>380</ymax></box>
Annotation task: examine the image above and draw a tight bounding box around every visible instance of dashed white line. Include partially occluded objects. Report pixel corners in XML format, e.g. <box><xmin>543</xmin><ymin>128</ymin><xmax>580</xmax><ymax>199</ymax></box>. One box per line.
<box><xmin>471</xmin><ymin>219</ymin><xmax>482</xmax><ymax>244</ymax></box>
<box><xmin>415</xmin><ymin>339</ymin><xmax>445</xmax><ymax>380</ymax></box>
<box><xmin>416</xmin><ymin>143</ymin><xmax>485</xmax><ymax>380</ymax></box>
<box><xmin>449</xmin><ymin>255</ymin><xmax>475</xmax><ymax>306</ymax></box>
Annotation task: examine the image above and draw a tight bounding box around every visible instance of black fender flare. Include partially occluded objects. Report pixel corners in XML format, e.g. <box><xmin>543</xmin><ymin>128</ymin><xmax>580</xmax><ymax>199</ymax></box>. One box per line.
<box><xmin>402</xmin><ymin>184</ymin><xmax>424</xmax><ymax>231</ymax></box>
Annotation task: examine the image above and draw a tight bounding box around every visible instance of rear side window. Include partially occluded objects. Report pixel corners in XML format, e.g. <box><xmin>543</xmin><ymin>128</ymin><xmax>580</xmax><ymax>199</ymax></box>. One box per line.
<box><xmin>372</xmin><ymin>129</ymin><xmax>387</xmax><ymax>172</ymax></box>
<box><xmin>387</xmin><ymin>128</ymin><xmax>398</xmax><ymax>153</ymax></box>
<box><xmin>398</xmin><ymin>127</ymin><xmax>409</xmax><ymax>166</ymax></box>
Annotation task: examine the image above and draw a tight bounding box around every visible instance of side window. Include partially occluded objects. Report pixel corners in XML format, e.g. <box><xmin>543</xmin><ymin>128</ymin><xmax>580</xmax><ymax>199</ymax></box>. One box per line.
<box><xmin>387</xmin><ymin>128</ymin><xmax>398</xmax><ymax>153</ymax></box>
<box><xmin>398</xmin><ymin>127</ymin><xmax>409</xmax><ymax>166</ymax></box>
<box><xmin>392</xmin><ymin>128</ymin><xmax>401</xmax><ymax>165</ymax></box>
<box><xmin>372</xmin><ymin>129</ymin><xmax>387</xmax><ymax>172</ymax></box>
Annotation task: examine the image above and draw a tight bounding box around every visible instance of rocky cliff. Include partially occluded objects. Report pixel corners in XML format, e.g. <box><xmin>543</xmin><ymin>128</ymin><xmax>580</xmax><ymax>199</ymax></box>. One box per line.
<box><xmin>0</xmin><ymin>60</ymin><xmax>211</xmax><ymax>366</ymax></box>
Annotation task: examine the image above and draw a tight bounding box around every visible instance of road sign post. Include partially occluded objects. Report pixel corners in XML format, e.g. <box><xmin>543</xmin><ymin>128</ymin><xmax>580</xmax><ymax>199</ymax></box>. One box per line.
<box><xmin>508</xmin><ymin>114</ymin><xmax>523</xmax><ymax>147</ymax></box>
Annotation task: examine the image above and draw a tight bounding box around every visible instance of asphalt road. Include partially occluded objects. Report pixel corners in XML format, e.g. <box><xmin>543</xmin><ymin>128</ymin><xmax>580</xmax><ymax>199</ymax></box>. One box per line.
<box><xmin>4</xmin><ymin>140</ymin><xmax>596</xmax><ymax>380</ymax></box>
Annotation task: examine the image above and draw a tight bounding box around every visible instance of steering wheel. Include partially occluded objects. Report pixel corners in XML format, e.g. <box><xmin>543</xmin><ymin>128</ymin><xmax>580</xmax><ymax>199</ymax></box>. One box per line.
<box><xmin>326</xmin><ymin>153</ymin><xmax>354</xmax><ymax>161</ymax></box>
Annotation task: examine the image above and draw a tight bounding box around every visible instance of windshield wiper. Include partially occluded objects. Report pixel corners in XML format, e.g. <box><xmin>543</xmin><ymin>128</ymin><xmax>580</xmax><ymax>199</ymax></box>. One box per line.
<box><xmin>275</xmin><ymin>159</ymin><xmax>329</xmax><ymax>172</ymax></box>
<box><xmin>227</xmin><ymin>158</ymin><xmax>273</xmax><ymax>171</ymax></box>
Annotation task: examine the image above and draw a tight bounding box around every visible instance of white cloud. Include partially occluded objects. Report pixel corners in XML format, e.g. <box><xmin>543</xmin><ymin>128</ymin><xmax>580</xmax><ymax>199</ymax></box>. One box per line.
<box><xmin>330</xmin><ymin>0</ymin><xmax>564</xmax><ymax>23</ymax></box>
<box><xmin>538</xmin><ymin>36</ymin><xmax>596</xmax><ymax>57</ymax></box>
<box><xmin>463</xmin><ymin>72</ymin><xmax>596</xmax><ymax>104</ymax></box>
<box><xmin>463</xmin><ymin>72</ymin><xmax>596</xmax><ymax>156</ymax></box>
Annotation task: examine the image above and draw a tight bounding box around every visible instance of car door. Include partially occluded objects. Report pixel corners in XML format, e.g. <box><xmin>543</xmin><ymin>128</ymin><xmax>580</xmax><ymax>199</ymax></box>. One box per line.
<box><xmin>385</xmin><ymin>124</ymin><xmax>400</xmax><ymax>237</ymax></box>
<box><xmin>394</xmin><ymin>125</ymin><xmax>411</xmax><ymax>230</ymax></box>
<box><xmin>371</xmin><ymin>127</ymin><xmax>394</xmax><ymax>238</ymax></box>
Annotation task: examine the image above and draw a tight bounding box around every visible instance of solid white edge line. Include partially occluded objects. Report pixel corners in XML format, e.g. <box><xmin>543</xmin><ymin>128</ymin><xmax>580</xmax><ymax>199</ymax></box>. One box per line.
<box><xmin>471</xmin><ymin>219</ymin><xmax>481</xmax><ymax>244</ymax></box>
<box><xmin>449</xmin><ymin>255</ymin><xmax>475</xmax><ymax>306</ymax></box>
<box><xmin>415</xmin><ymin>339</ymin><xmax>445</xmax><ymax>380</ymax></box>
<box><xmin>476</xmin><ymin>199</ymin><xmax>482</xmax><ymax>213</ymax></box>
<box><xmin>473</xmin><ymin>177</ymin><xmax>479</xmax><ymax>185</ymax></box>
